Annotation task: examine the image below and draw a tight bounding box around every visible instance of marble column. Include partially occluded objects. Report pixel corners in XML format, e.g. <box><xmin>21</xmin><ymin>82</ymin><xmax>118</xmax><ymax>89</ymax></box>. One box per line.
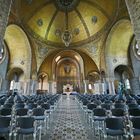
<box><xmin>83</xmin><ymin>80</ymin><xmax>88</xmax><ymax>94</ymax></box>
<box><xmin>48</xmin><ymin>81</ymin><xmax>53</xmax><ymax>94</ymax></box>
<box><xmin>129</xmin><ymin>77</ymin><xmax>140</xmax><ymax>95</ymax></box>
<box><xmin>125</xmin><ymin>0</ymin><xmax>140</xmax><ymax>47</ymax></box>
<box><xmin>106</xmin><ymin>78</ymin><xmax>116</xmax><ymax>95</ymax></box>
<box><xmin>29</xmin><ymin>80</ymin><xmax>37</xmax><ymax>94</ymax></box>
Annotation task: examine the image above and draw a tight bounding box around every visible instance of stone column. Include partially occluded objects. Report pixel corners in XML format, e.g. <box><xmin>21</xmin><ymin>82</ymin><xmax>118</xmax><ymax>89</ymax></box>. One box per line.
<box><xmin>29</xmin><ymin>80</ymin><xmax>37</xmax><ymax>95</ymax></box>
<box><xmin>106</xmin><ymin>78</ymin><xmax>116</xmax><ymax>95</ymax></box>
<box><xmin>83</xmin><ymin>80</ymin><xmax>88</xmax><ymax>94</ymax></box>
<box><xmin>129</xmin><ymin>77</ymin><xmax>140</xmax><ymax>95</ymax></box>
<box><xmin>22</xmin><ymin>79</ymin><xmax>35</xmax><ymax>95</ymax></box>
<box><xmin>125</xmin><ymin>0</ymin><xmax>140</xmax><ymax>47</ymax></box>
<box><xmin>48</xmin><ymin>81</ymin><xmax>53</xmax><ymax>94</ymax></box>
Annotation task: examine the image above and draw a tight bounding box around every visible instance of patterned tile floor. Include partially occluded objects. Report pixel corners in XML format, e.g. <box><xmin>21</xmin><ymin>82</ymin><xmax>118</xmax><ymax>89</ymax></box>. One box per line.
<box><xmin>44</xmin><ymin>95</ymin><xmax>93</xmax><ymax>140</ymax></box>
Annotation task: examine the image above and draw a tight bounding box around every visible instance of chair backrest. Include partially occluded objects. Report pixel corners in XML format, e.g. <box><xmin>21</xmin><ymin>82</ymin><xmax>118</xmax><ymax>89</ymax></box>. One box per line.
<box><xmin>17</xmin><ymin>117</ymin><xmax>34</xmax><ymax>129</ymax></box>
<box><xmin>0</xmin><ymin>116</ymin><xmax>11</xmax><ymax>128</ymax></box>
<box><xmin>87</xmin><ymin>103</ymin><xmax>97</xmax><ymax>110</ymax></box>
<box><xmin>16</xmin><ymin>108</ymin><xmax>28</xmax><ymax>116</ymax></box>
<box><xmin>105</xmin><ymin>117</ymin><xmax>124</xmax><ymax>130</ymax></box>
<box><xmin>131</xmin><ymin>117</ymin><xmax>140</xmax><ymax>129</ymax></box>
<box><xmin>32</xmin><ymin>108</ymin><xmax>45</xmax><ymax>116</ymax></box>
<box><xmin>0</xmin><ymin>108</ymin><xmax>12</xmax><ymax>116</ymax></box>
<box><xmin>15</xmin><ymin>103</ymin><xmax>25</xmax><ymax>109</ymax></box>
<box><xmin>129</xmin><ymin>108</ymin><xmax>140</xmax><ymax>116</ymax></box>
<box><xmin>128</xmin><ymin>103</ymin><xmax>139</xmax><ymax>109</ymax></box>
<box><xmin>82</xmin><ymin>100</ymin><xmax>89</xmax><ymax>105</ymax></box>
<box><xmin>41</xmin><ymin>103</ymin><xmax>50</xmax><ymax>110</ymax></box>
<box><xmin>101</xmin><ymin>103</ymin><xmax>111</xmax><ymax>110</ymax></box>
<box><xmin>3</xmin><ymin>103</ymin><xmax>13</xmax><ymax>108</ymax></box>
<box><xmin>114</xmin><ymin>103</ymin><xmax>126</xmax><ymax>109</ymax></box>
<box><xmin>37</xmin><ymin>101</ymin><xmax>43</xmax><ymax>105</ymax></box>
<box><xmin>111</xmin><ymin>108</ymin><xmax>124</xmax><ymax>117</ymax></box>
<box><xmin>93</xmin><ymin>108</ymin><xmax>106</xmax><ymax>116</ymax></box>
<box><xmin>26</xmin><ymin>103</ymin><xmax>37</xmax><ymax>109</ymax></box>
<box><xmin>136</xmin><ymin>99</ymin><xmax>140</xmax><ymax>105</ymax></box>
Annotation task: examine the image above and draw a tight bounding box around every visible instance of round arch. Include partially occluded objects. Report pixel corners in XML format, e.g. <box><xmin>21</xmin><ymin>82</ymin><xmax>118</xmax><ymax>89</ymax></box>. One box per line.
<box><xmin>105</xmin><ymin>19</ymin><xmax>134</xmax><ymax>77</ymax></box>
<box><xmin>52</xmin><ymin>50</ymin><xmax>85</xmax><ymax>81</ymax></box>
<box><xmin>4</xmin><ymin>24</ymin><xmax>32</xmax><ymax>80</ymax></box>
<box><xmin>114</xmin><ymin>65</ymin><xmax>134</xmax><ymax>91</ymax></box>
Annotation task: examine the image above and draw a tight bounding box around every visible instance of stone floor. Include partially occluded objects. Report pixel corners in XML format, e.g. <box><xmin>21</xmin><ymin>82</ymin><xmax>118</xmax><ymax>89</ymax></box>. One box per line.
<box><xmin>44</xmin><ymin>95</ymin><xmax>93</xmax><ymax>140</ymax></box>
<box><xmin>1</xmin><ymin>95</ymin><xmax>140</xmax><ymax>140</ymax></box>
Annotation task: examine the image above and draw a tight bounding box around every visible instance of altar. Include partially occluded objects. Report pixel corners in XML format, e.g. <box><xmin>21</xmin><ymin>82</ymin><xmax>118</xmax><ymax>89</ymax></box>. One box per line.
<box><xmin>63</xmin><ymin>84</ymin><xmax>73</xmax><ymax>94</ymax></box>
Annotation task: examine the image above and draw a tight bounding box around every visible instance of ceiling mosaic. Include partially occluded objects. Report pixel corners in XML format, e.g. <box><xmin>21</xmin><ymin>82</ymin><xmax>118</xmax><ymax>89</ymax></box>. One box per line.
<box><xmin>19</xmin><ymin>0</ymin><xmax>118</xmax><ymax>47</ymax></box>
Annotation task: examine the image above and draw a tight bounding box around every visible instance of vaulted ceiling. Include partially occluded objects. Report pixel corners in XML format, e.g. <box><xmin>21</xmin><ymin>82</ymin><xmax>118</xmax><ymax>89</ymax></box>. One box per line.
<box><xmin>16</xmin><ymin>0</ymin><xmax>119</xmax><ymax>47</ymax></box>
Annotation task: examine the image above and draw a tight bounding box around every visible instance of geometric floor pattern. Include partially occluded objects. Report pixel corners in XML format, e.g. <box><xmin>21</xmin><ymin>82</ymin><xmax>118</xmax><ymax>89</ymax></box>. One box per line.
<box><xmin>44</xmin><ymin>95</ymin><xmax>140</xmax><ymax>140</ymax></box>
<box><xmin>45</xmin><ymin>95</ymin><xmax>93</xmax><ymax>140</ymax></box>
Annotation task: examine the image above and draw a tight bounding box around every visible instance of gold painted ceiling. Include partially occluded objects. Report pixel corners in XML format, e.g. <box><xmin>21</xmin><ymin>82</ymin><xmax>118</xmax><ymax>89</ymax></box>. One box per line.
<box><xmin>19</xmin><ymin>0</ymin><xmax>118</xmax><ymax>47</ymax></box>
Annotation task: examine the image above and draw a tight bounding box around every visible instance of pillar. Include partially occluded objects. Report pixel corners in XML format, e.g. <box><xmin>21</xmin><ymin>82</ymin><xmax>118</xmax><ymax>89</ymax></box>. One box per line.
<box><xmin>125</xmin><ymin>0</ymin><xmax>140</xmax><ymax>47</ymax></box>
<box><xmin>129</xmin><ymin>77</ymin><xmax>140</xmax><ymax>95</ymax></box>
<box><xmin>48</xmin><ymin>81</ymin><xmax>53</xmax><ymax>94</ymax></box>
<box><xmin>29</xmin><ymin>80</ymin><xmax>37</xmax><ymax>94</ymax></box>
<box><xmin>83</xmin><ymin>80</ymin><xmax>88</xmax><ymax>94</ymax></box>
<box><xmin>106</xmin><ymin>78</ymin><xmax>116</xmax><ymax>95</ymax></box>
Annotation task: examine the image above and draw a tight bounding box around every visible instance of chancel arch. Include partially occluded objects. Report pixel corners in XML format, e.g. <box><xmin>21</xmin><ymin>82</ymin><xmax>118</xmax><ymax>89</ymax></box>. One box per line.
<box><xmin>55</xmin><ymin>57</ymin><xmax>80</xmax><ymax>93</ymax></box>
<box><xmin>52</xmin><ymin>50</ymin><xmax>85</xmax><ymax>93</ymax></box>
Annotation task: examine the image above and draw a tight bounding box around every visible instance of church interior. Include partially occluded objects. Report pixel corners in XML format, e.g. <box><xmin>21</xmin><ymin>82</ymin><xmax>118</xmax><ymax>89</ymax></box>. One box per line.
<box><xmin>1</xmin><ymin>0</ymin><xmax>140</xmax><ymax>139</ymax></box>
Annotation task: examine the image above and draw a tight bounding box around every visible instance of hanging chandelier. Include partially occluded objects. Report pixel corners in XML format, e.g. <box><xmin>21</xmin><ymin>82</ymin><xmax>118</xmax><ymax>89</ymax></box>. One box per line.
<box><xmin>55</xmin><ymin>0</ymin><xmax>80</xmax><ymax>47</ymax></box>
<box><xmin>61</xmin><ymin>3</ymin><xmax>72</xmax><ymax>47</ymax></box>
<box><xmin>62</xmin><ymin>30</ymin><xmax>72</xmax><ymax>47</ymax></box>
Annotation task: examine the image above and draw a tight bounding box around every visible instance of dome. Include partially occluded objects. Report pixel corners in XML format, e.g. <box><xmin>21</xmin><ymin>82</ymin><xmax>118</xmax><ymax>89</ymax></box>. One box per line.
<box><xmin>20</xmin><ymin>0</ymin><xmax>118</xmax><ymax>47</ymax></box>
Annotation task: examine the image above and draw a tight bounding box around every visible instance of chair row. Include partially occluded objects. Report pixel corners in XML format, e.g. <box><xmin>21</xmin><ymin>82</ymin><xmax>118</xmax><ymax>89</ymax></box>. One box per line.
<box><xmin>0</xmin><ymin>116</ymin><xmax>44</xmax><ymax>140</ymax></box>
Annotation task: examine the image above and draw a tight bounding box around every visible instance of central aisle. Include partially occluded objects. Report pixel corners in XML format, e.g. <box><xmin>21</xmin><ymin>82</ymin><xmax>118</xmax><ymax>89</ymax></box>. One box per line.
<box><xmin>46</xmin><ymin>95</ymin><xmax>93</xmax><ymax>140</ymax></box>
